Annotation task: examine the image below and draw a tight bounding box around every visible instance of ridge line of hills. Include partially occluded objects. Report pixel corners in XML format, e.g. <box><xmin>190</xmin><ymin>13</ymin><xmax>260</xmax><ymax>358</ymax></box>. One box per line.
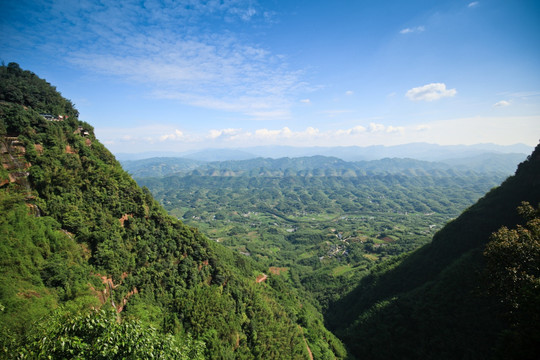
<box><xmin>120</xmin><ymin>153</ymin><xmax>527</xmax><ymax>178</ymax></box>
<box><xmin>115</xmin><ymin>142</ymin><xmax>533</xmax><ymax>162</ymax></box>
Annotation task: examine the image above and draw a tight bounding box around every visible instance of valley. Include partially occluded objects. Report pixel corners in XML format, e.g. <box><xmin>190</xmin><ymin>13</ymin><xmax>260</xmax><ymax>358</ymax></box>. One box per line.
<box><xmin>128</xmin><ymin>158</ymin><xmax>512</xmax><ymax>308</ymax></box>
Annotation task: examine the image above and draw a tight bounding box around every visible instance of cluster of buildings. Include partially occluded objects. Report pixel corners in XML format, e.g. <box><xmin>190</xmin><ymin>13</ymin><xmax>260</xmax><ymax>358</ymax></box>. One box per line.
<box><xmin>39</xmin><ymin>113</ymin><xmax>67</xmax><ymax>121</ymax></box>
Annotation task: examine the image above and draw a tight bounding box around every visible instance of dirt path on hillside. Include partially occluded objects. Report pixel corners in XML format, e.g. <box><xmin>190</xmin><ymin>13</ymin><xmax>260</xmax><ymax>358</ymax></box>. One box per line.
<box><xmin>298</xmin><ymin>325</ymin><xmax>314</xmax><ymax>360</ymax></box>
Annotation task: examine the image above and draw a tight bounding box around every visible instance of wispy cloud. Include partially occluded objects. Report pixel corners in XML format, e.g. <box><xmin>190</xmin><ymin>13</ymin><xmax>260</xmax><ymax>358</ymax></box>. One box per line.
<box><xmin>152</xmin><ymin>90</ymin><xmax>291</xmax><ymax>120</ymax></box>
<box><xmin>468</xmin><ymin>2</ymin><xmax>479</xmax><ymax>8</ymax></box>
<box><xmin>405</xmin><ymin>83</ymin><xmax>457</xmax><ymax>101</ymax></box>
<box><xmin>19</xmin><ymin>0</ymin><xmax>305</xmax><ymax>120</ymax></box>
<box><xmin>321</xmin><ymin>109</ymin><xmax>353</xmax><ymax>118</ymax></box>
<box><xmin>400</xmin><ymin>26</ymin><xmax>425</xmax><ymax>34</ymax></box>
<box><xmin>501</xmin><ymin>91</ymin><xmax>540</xmax><ymax>99</ymax></box>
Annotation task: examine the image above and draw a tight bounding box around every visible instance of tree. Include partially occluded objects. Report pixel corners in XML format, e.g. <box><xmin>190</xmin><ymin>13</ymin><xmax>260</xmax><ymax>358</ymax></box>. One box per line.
<box><xmin>484</xmin><ymin>202</ymin><xmax>540</xmax><ymax>309</ymax></box>
<box><xmin>18</xmin><ymin>307</ymin><xmax>205</xmax><ymax>360</ymax></box>
<box><xmin>483</xmin><ymin>202</ymin><xmax>540</xmax><ymax>359</ymax></box>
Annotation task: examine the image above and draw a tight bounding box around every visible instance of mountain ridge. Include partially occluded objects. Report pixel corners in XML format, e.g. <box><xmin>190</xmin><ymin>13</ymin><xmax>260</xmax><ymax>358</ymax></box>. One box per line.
<box><xmin>121</xmin><ymin>153</ymin><xmax>525</xmax><ymax>178</ymax></box>
<box><xmin>115</xmin><ymin>142</ymin><xmax>533</xmax><ymax>162</ymax></box>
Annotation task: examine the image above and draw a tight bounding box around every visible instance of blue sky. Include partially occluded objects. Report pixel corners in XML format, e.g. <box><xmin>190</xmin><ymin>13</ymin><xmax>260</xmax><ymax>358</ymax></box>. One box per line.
<box><xmin>2</xmin><ymin>0</ymin><xmax>539</xmax><ymax>154</ymax></box>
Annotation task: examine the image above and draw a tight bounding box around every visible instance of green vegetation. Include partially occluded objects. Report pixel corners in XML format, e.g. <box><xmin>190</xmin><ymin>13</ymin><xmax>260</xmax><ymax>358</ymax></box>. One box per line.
<box><xmin>0</xmin><ymin>63</ymin><xmax>345</xmax><ymax>359</ymax></box>
<box><xmin>15</xmin><ymin>307</ymin><xmax>205</xmax><ymax>359</ymax></box>
<box><xmin>325</xmin><ymin>144</ymin><xmax>540</xmax><ymax>359</ymax></box>
<box><xmin>2</xmin><ymin>62</ymin><xmax>538</xmax><ymax>359</ymax></box>
<box><xmin>135</xmin><ymin>162</ymin><xmax>506</xmax><ymax>308</ymax></box>
<box><xmin>122</xmin><ymin>157</ymin><xmax>204</xmax><ymax>178</ymax></box>
<box><xmin>483</xmin><ymin>202</ymin><xmax>540</xmax><ymax>359</ymax></box>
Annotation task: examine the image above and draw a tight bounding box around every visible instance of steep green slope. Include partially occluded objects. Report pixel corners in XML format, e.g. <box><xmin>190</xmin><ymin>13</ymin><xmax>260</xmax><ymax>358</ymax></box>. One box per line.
<box><xmin>0</xmin><ymin>63</ymin><xmax>345</xmax><ymax>359</ymax></box>
<box><xmin>326</xmin><ymin>143</ymin><xmax>540</xmax><ymax>359</ymax></box>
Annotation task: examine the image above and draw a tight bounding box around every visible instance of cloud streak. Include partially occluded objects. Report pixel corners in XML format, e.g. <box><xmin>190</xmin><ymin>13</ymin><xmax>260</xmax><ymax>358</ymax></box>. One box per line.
<box><xmin>400</xmin><ymin>26</ymin><xmax>425</xmax><ymax>34</ymax></box>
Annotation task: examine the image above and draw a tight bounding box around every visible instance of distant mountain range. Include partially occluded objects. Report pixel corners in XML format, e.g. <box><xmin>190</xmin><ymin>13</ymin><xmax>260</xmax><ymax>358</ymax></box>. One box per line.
<box><xmin>115</xmin><ymin>142</ymin><xmax>533</xmax><ymax>162</ymax></box>
<box><xmin>121</xmin><ymin>152</ymin><xmax>528</xmax><ymax>178</ymax></box>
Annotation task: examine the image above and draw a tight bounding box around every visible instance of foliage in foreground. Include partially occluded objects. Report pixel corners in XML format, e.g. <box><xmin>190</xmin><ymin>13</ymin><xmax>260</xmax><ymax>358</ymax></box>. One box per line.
<box><xmin>483</xmin><ymin>202</ymin><xmax>540</xmax><ymax>359</ymax></box>
<box><xmin>7</xmin><ymin>307</ymin><xmax>205</xmax><ymax>360</ymax></box>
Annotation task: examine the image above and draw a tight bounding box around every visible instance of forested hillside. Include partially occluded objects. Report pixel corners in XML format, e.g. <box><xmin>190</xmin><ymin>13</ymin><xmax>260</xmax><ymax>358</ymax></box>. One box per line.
<box><xmin>326</xmin><ymin>143</ymin><xmax>540</xmax><ymax>359</ymax></box>
<box><xmin>0</xmin><ymin>63</ymin><xmax>346</xmax><ymax>359</ymax></box>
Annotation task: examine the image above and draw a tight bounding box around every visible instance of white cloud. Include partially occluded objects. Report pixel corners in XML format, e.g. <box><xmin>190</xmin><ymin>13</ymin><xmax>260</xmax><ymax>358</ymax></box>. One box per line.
<box><xmin>208</xmin><ymin>128</ymin><xmax>242</xmax><ymax>140</ymax></box>
<box><xmin>468</xmin><ymin>2</ymin><xmax>479</xmax><ymax>8</ymax></box>
<box><xmin>493</xmin><ymin>100</ymin><xmax>510</xmax><ymax>107</ymax></box>
<box><xmin>95</xmin><ymin>124</ymin><xmax>200</xmax><ymax>148</ymax></box>
<box><xmin>416</xmin><ymin>125</ymin><xmax>430</xmax><ymax>132</ymax></box>
<box><xmin>160</xmin><ymin>129</ymin><xmax>185</xmax><ymax>141</ymax></box>
<box><xmin>300</xmin><ymin>99</ymin><xmax>311</xmax><ymax>103</ymax></box>
<box><xmin>368</xmin><ymin>123</ymin><xmax>386</xmax><ymax>132</ymax></box>
<box><xmin>254</xmin><ymin>127</ymin><xmax>289</xmax><ymax>138</ymax></box>
<box><xmin>400</xmin><ymin>26</ymin><xmax>425</xmax><ymax>34</ymax></box>
<box><xmin>254</xmin><ymin>126</ymin><xmax>322</xmax><ymax>140</ymax></box>
<box><xmin>345</xmin><ymin>90</ymin><xmax>354</xmax><ymax>96</ymax></box>
<box><xmin>386</xmin><ymin>126</ymin><xmax>405</xmax><ymax>134</ymax></box>
<box><xmin>406</xmin><ymin>83</ymin><xmax>457</xmax><ymax>101</ymax></box>
<box><xmin>335</xmin><ymin>126</ymin><xmax>366</xmax><ymax>136</ymax></box>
